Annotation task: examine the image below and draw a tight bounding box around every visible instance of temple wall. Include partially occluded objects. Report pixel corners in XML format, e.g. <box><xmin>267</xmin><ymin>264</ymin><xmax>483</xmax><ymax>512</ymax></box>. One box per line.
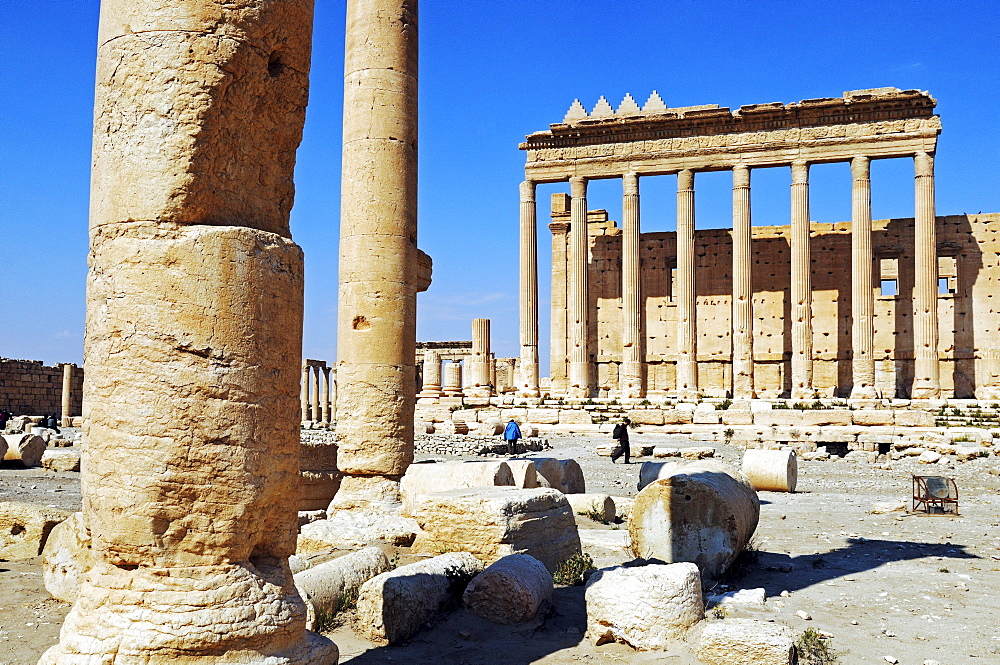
<box><xmin>0</xmin><ymin>359</ymin><xmax>83</xmax><ymax>416</ymax></box>
<box><xmin>583</xmin><ymin>212</ymin><xmax>998</xmax><ymax>399</ymax></box>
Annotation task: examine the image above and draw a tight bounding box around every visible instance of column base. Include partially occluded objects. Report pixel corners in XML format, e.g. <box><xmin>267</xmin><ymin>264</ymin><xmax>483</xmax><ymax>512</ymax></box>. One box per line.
<box><xmin>911</xmin><ymin>384</ymin><xmax>941</xmax><ymax>399</ymax></box>
<box><xmin>517</xmin><ymin>388</ymin><xmax>541</xmax><ymax>398</ymax></box>
<box><xmin>416</xmin><ymin>390</ymin><xmax>444</xmax><ymax>399</ymax></box>
<box><xmin>850</xmin><ymin>385</ymin><xmax>879</xmax><ymax>400</ymax></box>
<box><xmin>676</xmin><ymin>388</ymin><xmax>699</xmax><ymax>401</ymax></box>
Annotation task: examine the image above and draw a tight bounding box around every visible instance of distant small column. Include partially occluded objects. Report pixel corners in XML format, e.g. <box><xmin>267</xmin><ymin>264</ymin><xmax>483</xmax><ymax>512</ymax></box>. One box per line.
<box><xmin>568</xmin><ymin>176</ymin><xmax>591</xmax><ymax>398</ymax></box>
<box><xmin>60</xmin><ymin>364</ymin><xmax>74</xmax><ymax>427</ymax></box>
<box><xmin>300</xmin><ymin>364</ymin><xmax>311</xmax><ymax>421</ymax></box>
<box><xmin>467</xmin><ymin>318</ymin><xmax>492</xmax><ymax>397</ymax></box>
<box><xmin>731</xmin><ymin>164</ymin><xmax>755</xmax><ymax>399</ymax></box>
<box><xmin>330</xmin><ymin>367</ymin><xmax>338</xmax><ymax>422</ymax></box>
<box><xmin>311</xmin><ymin>365</ymin><xmax>322</xmax><ymax>422</ymax></box>
<box><xmin>620</xmin><ymin>172</ymin><xmax>644</xmax><ymax>398</ymax></box>
<box><xmin>790</xmin><ymin>161</ymin><xmax>813</xmax><ymax>399</ymax></box>
<box><xmin>850</xmin><ymin>156</ymin><xmax>877</xmax><ymax>399</ymax></box>
<box><xmin>912</xmin><ymin>151</ymin><xmax>940</xmax><ymax>398</ymax></box>
<box><xmin>417</xmin><ymin>349</ymin><xmax>443</xmax><ymax>397</ymax></box>
<box><xmin>549</xmin><ymin>215</ymin><xmax>571</xmax><ymax>394</ymax></box>
<box><xmin>675</xmin><ymin>169</ymin><xmax>698</xmax><ymax>400</ymax></box>
<box><xmin>321</xmin><ymin>366</ymin><xmax>332</xmax><ymax>422</ymax></box>
<box><xmin>443</xmin><ymin>361</ymin><xmax>464</xmax><ymax>397</ymax></box>
<box><xmin>518</xmin><ymin>180</ymin><xmax>540</xmax><ymax>397</ymax></box>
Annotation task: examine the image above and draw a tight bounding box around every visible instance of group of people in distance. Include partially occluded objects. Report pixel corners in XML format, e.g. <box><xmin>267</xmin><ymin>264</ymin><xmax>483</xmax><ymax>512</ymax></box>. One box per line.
<box><xmin>501</xmin><ymin>416</ymin><xmax>633</xmax><ymax>463</ymax></box>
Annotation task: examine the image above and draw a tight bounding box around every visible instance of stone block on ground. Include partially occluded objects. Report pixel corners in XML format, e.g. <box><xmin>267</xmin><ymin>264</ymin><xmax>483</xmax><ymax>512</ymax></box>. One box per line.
<box><xmin>505</xmin><ymin>460</ymin><xmax>539</xmax><ymax>488</ymax></box>
<box><xmin>0</xmin><ymin>501</ymin><xmax>70</xmax><ymax>561</ymax></box>
<box><xmin>299</xmin><ymin>509</ymin><xmax>419</xmax><ymax>550</ymax></box>
<box><xmin>630</xmin><ymin>461</ymin><xmax>759</xmax><ymax>579</ymax></box>
<box><xmin>42</xmin><ymin>512</ymin><xmax>93</xmax><ymax>603</ymax></box>
<box><xmin>653</xmin><ymin>447</ymin><xmax>681</xmax><ymax>458</ymax></box>
<box><xmin>559</xmin><ymin>409</ymin><xmax>593</xmax><ymax>425</ymax></box>
<box><xmin>356</xmin><ymin>552</ymin><xmax>484</xmax><ymax>645</ymax></box>
<box><xmin>697</xmin><ymin>618</ymin><xmax>796</xmax><ymax>665</ymax></box>
<box><xmin>41</xmin><ymin>448</ymin><xmax>81</xmax><ymax>473</ymax></box>
<box><xmin>565</xmin><ymin>494</ymin><xmax>615</xmax><ymax>523</ymax></box>
<box><xmin>693</xmin><ymin>411</ymin><xmax>721</xmax><ymax>424</ymax></box>
<box><xmin>799</xmin><ymin>410</ymin><xmax>852</xmax><ymax>426</ymax></box>
<box><xmin>400</xmin><ymin>460</ymin><xmax>514</xmax><ymax>516</ymax></box>
<box><xmin>852</xmin><ymin>409</ymin><xmax>895</xmax><ymax>426</ymax></box>
<box><xmin>627</xmin><ymin>409</ymin><xmax>664</xmax><ymax>425</ymax></box>
<box><xmin>1</xmin><ymin>433</ymin><xmax>47</xmax><ymax>467</ymax></box>
<box><xmin>611</xmin><ymin>496</ymin><xmax>634</xmax><ymax>522</ymax></box>
<box><xmin>662</xmin><ymin>409</ymin><xmax>693</xmax><ymax>425</ymax></box>
<box><xmin>527</xmin><ymin>409</ymin><xmax>559</xmax><ymax>424</ymax></box>
<box><xmin>721</xmin><ymin>410</ymin><xmax>754</xmax><ymax>425</ymax></box>
<box><xmin>585</xmin><ymin>562</ymin><xmax>703</xmax><ymax>650</ymax></box>
<box><xmin>680</xmin><ymin>446</ymin><xmax>715</xmax><ymax>460</ymax></box>
<box><xmin>462</xmin><ymin>553</ymin><xmax>553</xmax><ymax>625</ymax></box>
<box><xmin>411</xmin><ymin>487</ymin><xmax>581</xmax><ymax>572</ymax></box>
<box><xmin>741</xmin><ymin>449</ymin><xmax>797</xmax><ymax>492</ymax></box>
<box><xmin>294</xmin><ymin>546</ymin><xmax>390</xmax><ymax>620</ymax></box>
<box><xmin>533</xmin><ymin>458</ymin><xmax>585</xmax><ymax>494</ymax></box>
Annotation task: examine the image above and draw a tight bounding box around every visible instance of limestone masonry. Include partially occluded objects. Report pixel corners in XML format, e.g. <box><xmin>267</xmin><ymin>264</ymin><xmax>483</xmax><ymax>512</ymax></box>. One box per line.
<box><xmin>516</xmin><ymin>88</ymin><xmax>1000</xmax><ymax>400</ymax></box>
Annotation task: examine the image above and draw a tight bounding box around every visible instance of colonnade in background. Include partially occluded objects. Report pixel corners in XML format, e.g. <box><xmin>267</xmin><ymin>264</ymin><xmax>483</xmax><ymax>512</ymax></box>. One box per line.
<box><xmin>518</xmin><ymin>152</ymin><xmax>941</xmax><ymax>399</ymax></box>
<box><xmin>300</xmin><ymin>360</ymin><xmax>334</xmax><ymax>422</ymax></box>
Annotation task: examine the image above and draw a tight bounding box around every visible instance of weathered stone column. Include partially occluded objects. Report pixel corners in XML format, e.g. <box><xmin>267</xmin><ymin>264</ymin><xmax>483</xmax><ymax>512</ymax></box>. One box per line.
<box><xmin>731</xmin><ymin>165</ymin><xmax>755</xmax><ymax>399</ymax></box>
<box><xmin>913</xmin><ymin>151</ymin><xmax>940</xmax><ymax>398</ymax></box>
<box><xmin>443</xmin><ymin>362</ymin><xmax>463</xmax><ymax>397</ymax></box>
<box><xmin>336</xmin><ymin>0</ymin><xmax>424</xmax><ymax>512</ymax></box>
<box><xmin>850</xmin><ymin>156</ymin><xmax>877</xmax><ymax>399</ymax></box>
<box><xmin>311</xmin><ymin>365</ymin><xmax>323</xmax><ymax>422</ymax></box>
<box><xmin>518</xmin><ymin>180</ymin><xmax>540</xmax><ymax>397</ymax></box>
<box><xmin>549</xmin><ymin>216</ymin><xmax>570</xmax><ymax>394</ymax></box>
<box><xmin>321</xmin><ymin>366</ymin><xmax>332</xmax><ymax>422</ymax></box>
<box><xmin>329</xmin><ymin>367</ymin><xmax>338</xmax><ymax>423</ymax></box>
<box><xmin>60</xmin><ymin>364</ymin><xmax>74</xmax><ymax>427</ymax></box>
<box><xmin>41</xmin><ymin>1</ymin><xmax>337</xmax><ymax>663</ymax></box>
<box><xmin>568</xmin><ymin>176</ymin><xmax>591</xmax><ymax>398</ymax></box>
<box><xmin>620</xmin><ymin>172</ymin><xmax>644</xmax><ymax>399</ymax></box>
<box><xmin>417</xmin><ymin>349</ymin><xmax>443</xmax><ymax>398</ymax></box>
<box><xmin>676</xmin><ymin>169</ymin><xmax>697</xmax><ymax>400</ymax></box>
<box><xmin>467</xmin><ymin>318</ymin><xmax>492</xmax><ymax>397</ymax></box>
<box><xmin>301</xmin><ymin>364</ymin><xmax>312</xmax><ymax>421</ymax></box>
<box><xmin>790</xmin><ymin>161</ymin><xmax>813</xmax><ymax>399</ymax></box>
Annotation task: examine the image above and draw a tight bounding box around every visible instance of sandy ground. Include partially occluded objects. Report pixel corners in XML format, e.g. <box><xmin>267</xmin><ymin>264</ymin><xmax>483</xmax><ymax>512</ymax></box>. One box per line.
<box><xmin>2</xmin><ymin>432</ymin><xmax>1000</xmax><ymax>665</ymax></box>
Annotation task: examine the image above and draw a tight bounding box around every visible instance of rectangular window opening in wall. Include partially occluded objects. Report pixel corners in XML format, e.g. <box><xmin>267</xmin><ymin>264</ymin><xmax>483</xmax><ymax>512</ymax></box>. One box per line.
<box><xmin>878</xmin><ymin>257</ymin><xmax>899</xmax><ymax>297</ymax></box>
<box><xmin>938</xmin><ymin>256</ymin><xmax>957</xmax><ymax>294</ymax></box>
<box><xmin>880</xmin><ymin>279</ymin><xmax>898</xmax><ymax>296</ymax></box>
<box><xmin>669</xmin><ymin>267</ymin><xmax>677</xmax><ymax>303</ymax></box>
<box><xmin>939</xmin><ymin>277</ymin><xmax>951</xmax><ymax>295</ymax></box>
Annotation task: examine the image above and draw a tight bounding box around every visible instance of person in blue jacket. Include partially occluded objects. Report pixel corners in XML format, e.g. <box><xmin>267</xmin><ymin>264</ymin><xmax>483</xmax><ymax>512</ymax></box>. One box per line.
<box><xmin>503</xmin><ymin>419</ymin><xmax>522</xmax><ymax>455</ymax></box>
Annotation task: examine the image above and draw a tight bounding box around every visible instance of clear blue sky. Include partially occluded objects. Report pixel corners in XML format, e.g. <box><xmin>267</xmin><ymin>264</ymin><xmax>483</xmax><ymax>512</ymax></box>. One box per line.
<box><xmin>2</xmin><ymin>1</ymin><xmax>998</xmax><ymax>369</ymax></box>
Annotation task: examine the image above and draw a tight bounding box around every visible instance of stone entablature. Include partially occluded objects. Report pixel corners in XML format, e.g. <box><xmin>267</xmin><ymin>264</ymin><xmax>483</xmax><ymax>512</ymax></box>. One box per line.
<box><xmin>521</xmin><ymin>89</ymin><xmax>940</xmax><ymax>180</ymax></box>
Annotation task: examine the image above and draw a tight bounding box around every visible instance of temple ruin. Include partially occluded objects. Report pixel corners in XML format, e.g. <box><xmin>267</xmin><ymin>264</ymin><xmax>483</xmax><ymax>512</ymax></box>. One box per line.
<box><xmin>516</xmin><ymin>88</ymin><xmax>1000</xmax><ymax>400</ymax></box>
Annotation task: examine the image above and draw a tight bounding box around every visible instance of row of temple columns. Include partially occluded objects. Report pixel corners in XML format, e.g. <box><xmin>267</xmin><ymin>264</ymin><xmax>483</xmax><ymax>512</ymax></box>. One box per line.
<box><xmin>518</xmin><ymin>152</ymin><xmax>941</xmax><ymax>399</ymax></box>
<box><xmin>418</xmin><ymin>351</ymin><xmax>469</xmax><ymax>397</ymax></box>
<box><xmin>300</xmin><ymin>362</ymin><xmax>335</xmax><ymax>422</ymax></box>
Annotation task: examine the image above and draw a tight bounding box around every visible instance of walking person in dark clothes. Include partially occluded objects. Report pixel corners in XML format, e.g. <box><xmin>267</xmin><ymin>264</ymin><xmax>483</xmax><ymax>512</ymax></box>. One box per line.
<box><xmin>610</xmin><ymin>417</ymin><xmax>631</xmax><ymax>464</ymax></box>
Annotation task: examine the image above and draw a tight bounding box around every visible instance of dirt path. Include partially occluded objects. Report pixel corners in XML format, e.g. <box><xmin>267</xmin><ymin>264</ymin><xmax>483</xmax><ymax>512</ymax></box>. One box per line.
<box><xmin>2</xmin><ymin>433</ymin><xmax>999</xmax><ymax>664</ymax></box>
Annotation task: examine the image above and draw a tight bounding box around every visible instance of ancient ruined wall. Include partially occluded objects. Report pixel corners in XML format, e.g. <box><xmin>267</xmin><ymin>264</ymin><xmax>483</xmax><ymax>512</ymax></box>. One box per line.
<box><xmin>0</xmin><ymin>359</ymin><xmax>83</xmax><ymax>416</ymax></box>
<box><xmin>585</xmin><ymin>212</ymin><xmax>999</xmax><ymax>398</ymax></box>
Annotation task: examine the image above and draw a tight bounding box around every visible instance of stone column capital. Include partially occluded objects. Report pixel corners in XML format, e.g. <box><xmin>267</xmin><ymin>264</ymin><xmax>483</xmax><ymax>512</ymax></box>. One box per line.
<box><xmin>732</xmin><ymin>164</ymin><xmax>750</xmax><ymax>188</ymax></box>
<box><xmin>791</xmin><ymin>160</ymin><xmax>809</xmax><ymax>184</ymax></box>
<box><xmin>569</xmin><ymin>176</ymin><xmax>588</xmax><ymax>198</ymax></box>
<box><xmin>549</xmin><ymin>221</ymin><xmax>570</xmax><ymax>235</ymax></box>
<box><xmin>851</xmin><ymin>155</ymin><xmax>870</xmax><ymax>178</ymax></box>
<box><xmin>677</xmin><ymin>168</ymin><xmax>695</xmax><ymax>191</ymax></box>
<box><xmin>622</xmin><ymin>172</ymin><xmax>639</xmax><ymax>195</ymax></box>
<box><xmin>520</xmin><ymin>179</ymin><xmax>536</xmax><ymax>202</ymax></box>
<box><xmin>914</xmin><ymin>151</ymin><xmax>934</xmax><ymax>177</ymax></box>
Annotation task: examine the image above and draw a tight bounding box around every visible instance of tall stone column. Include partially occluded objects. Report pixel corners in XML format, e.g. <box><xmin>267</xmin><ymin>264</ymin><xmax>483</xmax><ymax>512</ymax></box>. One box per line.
<box><xmin>913</xmin><ymin>151</ymin><xmax>940</xmax><ymax>398</ymax></box>
<box><xmin>620</xmin><ymin>172</ymin><xmax>645</xmax><ymax>398</ymax></box>
<box><xmin>336</xmin><ymin>0</ymin><xmax>423</xmax><ymax>511</ymax></box>
<box><xmin>60</xmin><ymin>364</ymin><xmax>74</xmax><ymax>427</ymax></box>
<box><xmin>850</xmin><ymin>156</ymin><xmax>877</xmax><ymax>399</ymax></box>
<box><xmin>42</xmin><ymin>1</ymin><xmax>336</xmax><ymax>663</ymax></box>
<box><xmin>790</xmin><ymin>161</ymin><xmax>813</xmax><ymax>399</ymax></box>
<box><xmin>676</xmin><ymin>169</ymin><xmax>697</xmax><ymax>400</ymax></box>
<box><xmin>466</xmin><ymin>318</ymin><xmax>492</xmax><ymax>397</ymax></box>
<box><xmin>568</xmin><ymin>176</ymin><xmax>591</xmax><ymax>398</ymax></box>
<box><xmin>518</xmin><ymin>180</ymin><xmax>540</xmax><ymax>397</ymax></box>
<box><xmin>443</xmin><ymin>362</ymin><xmax>463</xmax><ymax>397</ymax></box>
<box><xmin>321</xmin><ymin>366</ymin><xmax>332</xmax><ymax>422</ymax></box>
<box><xmin>300</xmin><ymin>364</ymin><xmax>311</xmax><ymax>421</ymax></box>
<box><xmin>731</xmin><ymin>164</ymin><xmax>755</xmax><ymax>399</ymax></box>
<box><xmin>417</xmin><ymin>349</ymin><xmax>443</xmax><ymax>397</ymax></box>
<box><xmin>311</xmin><ymin>365</ymin><xmax>323</xmax><ymax>422</ymax></box>
<box><xmin>549</xmin><ymin>218</ymin><xmax>570</xmax><ymax>394</ymax></box>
